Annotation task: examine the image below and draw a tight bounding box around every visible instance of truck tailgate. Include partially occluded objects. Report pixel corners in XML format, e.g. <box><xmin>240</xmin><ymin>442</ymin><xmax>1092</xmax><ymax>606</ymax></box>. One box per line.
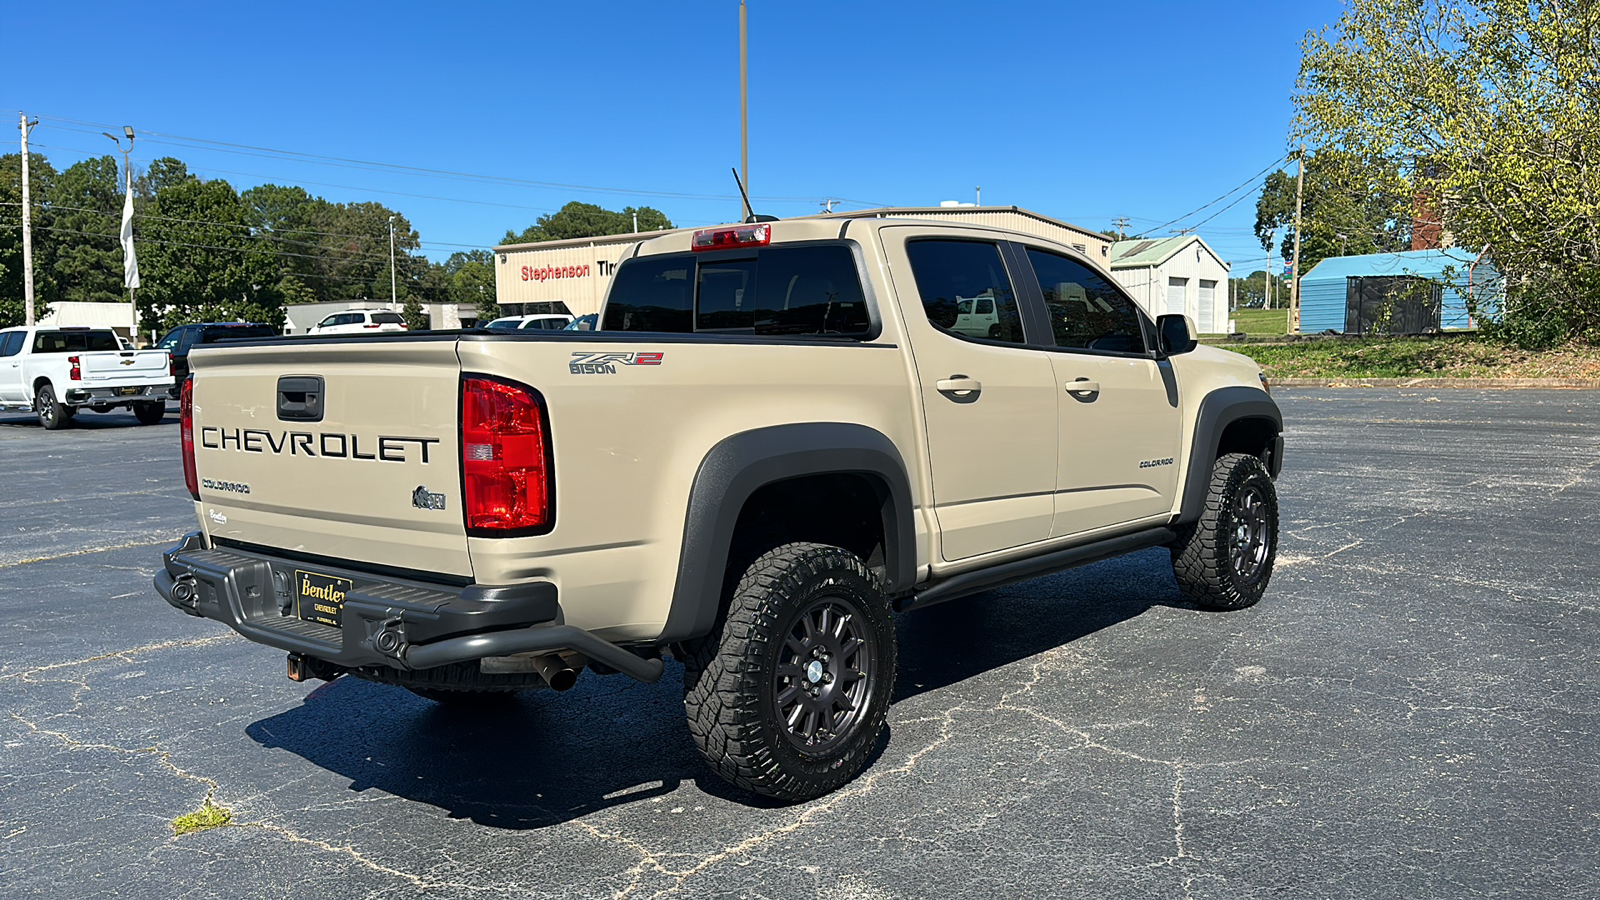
<box><xmin>189</xmin><ymin>340</ymin><xmax>471</xmax><ymax>578</ymax></box>
<box><xmin>81</xmin><ymin>349</ymin><xmax>171</xmax><ymax>386</ymax></box>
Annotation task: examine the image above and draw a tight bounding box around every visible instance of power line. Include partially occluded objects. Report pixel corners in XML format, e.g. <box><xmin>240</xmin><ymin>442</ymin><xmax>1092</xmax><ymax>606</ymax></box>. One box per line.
<box><xmin>34</xmin><ymin>114</ymin><xmax>831</xmax><ymax>205</ymax></box>
<box><xmin>1141</xmin><ymin>155</ymin><xmax>1288</xmax><ymax>235</ymax></box>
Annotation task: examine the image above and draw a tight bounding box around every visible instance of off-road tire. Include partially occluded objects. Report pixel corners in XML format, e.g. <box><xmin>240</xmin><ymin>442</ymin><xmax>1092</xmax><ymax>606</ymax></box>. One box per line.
<box><xmin>133</xmin><ymin>401</ymin><xmax>165</xmax><ymax>425</ymax></box>
<box><xmin>1171</xmin><ymin>452</ymin><xmax>1278</xmax><ymax>610</ymax></box>
<box><xmin>36</xmin><ymin>385</ymin><xmax>70</xmax><ymax>430</ymax></box>
<box><xmin>681</xmin><ymin>542</ymin><xmax>897</xmax><ymax>802</ymax></box>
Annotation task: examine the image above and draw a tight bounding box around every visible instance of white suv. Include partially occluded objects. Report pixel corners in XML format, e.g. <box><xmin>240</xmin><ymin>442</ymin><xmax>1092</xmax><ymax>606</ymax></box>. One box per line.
<box><xmin>308</xmin><ymin>310</ymin><xmax>408</xmax><ymax>334</ymax></box>
<box><xmin>484</xmin><ymin>314</ymin><xmax>574</xmax><ymax>332</ymax></box>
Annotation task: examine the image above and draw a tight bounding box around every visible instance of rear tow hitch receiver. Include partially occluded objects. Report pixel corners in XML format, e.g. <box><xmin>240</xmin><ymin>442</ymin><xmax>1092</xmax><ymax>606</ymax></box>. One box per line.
<box><xmin>170</xmin><ymin>574</ymin><xmax>198</xmax><ymax>609</ymax></box>
<box><xmin>286</xmin><ymin>653</ymin><xmax>346</xmax><ymax>683</ymax></box>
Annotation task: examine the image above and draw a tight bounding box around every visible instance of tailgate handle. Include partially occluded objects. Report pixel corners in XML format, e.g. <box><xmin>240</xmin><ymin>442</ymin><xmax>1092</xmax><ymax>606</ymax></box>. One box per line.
<box><xmin>277</xmin><ymin>376</ymin><xmax>324</xmax><ymax>422</ymax></box>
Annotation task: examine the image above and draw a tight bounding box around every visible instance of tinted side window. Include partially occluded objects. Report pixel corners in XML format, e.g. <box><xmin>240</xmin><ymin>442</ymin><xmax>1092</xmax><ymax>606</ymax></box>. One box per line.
<box><xmin>750</xmin><ymin>245</ymin><xmax>869</xmax><ymax>336</ymax></box>
<box><xmin>0</xmin><ymin>332</ymin><xmax>24</xmax><ymax>357</ymax></box>
<box><xmin>904</xmin><ymin>241</ymin><xmax>1024</xmax><ymax>344</ymax></box>
<box><xmin>603</xmin><ymin>257</ymin><xmax>694</xmax><ymax>333</ymax></box>
<box><xmin>371</xmin><ymin>312</ymin><xmax>404</xmax><ymax>325</ymax></box>
<box><xmin>202</xmin><ymin>325</ymin><xmax>276</xmax><ymax>343</ymax></box>
<box><xmin>157</xmin><ymin>328</ymin><xmax>183</xmax><ymax>350</ymax></box>
<box><xmin>1027</xmin><ymin>249</ymin><xmax>1147</xmax><ymax>354</ymax></box>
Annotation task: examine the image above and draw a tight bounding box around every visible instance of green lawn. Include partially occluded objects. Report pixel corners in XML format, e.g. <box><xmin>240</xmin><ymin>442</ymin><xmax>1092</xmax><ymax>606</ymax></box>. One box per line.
<box><xmin>1230</xmin><ymin>308</ymin><xmax>1289</xmax><ymax>335</ymax></box>
<box><xmin>1228</xmin><ymin>335</ymin><xmax>1600</xmax><ymax>379</ymax></box>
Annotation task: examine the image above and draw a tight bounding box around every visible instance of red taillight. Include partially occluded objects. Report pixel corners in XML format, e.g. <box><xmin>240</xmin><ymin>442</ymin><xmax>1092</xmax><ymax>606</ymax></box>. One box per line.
<box><xmin>180</xmin><ymin>377</ymin><xmax>198</xmax><ymax>499</ymax></box>
<box><xmin>691</xmin><ymin>222</ymin><xmax>771</xmax><ymax>252</ymax></box>
<box><xmin>169</xmin><ymin>356</ymin><xmax>177</xmax><ymax>378</ymax></box>
<box><xmin>364</xmin><ymin>323</ymin><xmax>381</xmax><ymax>328</ymax></box>
<box><xmin>68</xmin><ymin>356</ymin><xmax>81</xmax><ymax>381</ymax></box>
<box><xmin>460</xmin><ymin>375</ymin><xmax>552</xmax><ymax>534</ymax></box>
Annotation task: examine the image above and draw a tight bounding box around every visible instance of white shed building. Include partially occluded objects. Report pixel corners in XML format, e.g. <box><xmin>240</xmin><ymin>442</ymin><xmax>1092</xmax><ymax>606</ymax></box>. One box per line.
<box><xmin>1109</xmin><ymin>236</ymin><xmax>1232</xmax><ymax>334</ymax></box>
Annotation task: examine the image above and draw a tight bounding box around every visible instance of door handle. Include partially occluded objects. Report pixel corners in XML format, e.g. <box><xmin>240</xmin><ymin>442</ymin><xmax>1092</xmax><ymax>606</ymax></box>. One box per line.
<box><xmin>1066</xmin><ymin>378</ymin><xmax>1101</xmax><ymax>395</ymax></box>
<box><xmin>936</xmin><ymin>376</ymin><xmax>982</xmax><ymax>396</ymax></box>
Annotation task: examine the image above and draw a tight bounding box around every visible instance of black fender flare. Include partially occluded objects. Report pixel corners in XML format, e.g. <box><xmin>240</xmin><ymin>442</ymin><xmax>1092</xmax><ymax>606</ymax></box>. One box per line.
<box><xmin>657</xmin><ymin>422</ymin><xmax>916</xmax><ymax>644</ymax></box>
<box><xmin>1176</xmin><ymin>386</ymin><xmax>1282</xmax><ymax>524</ymax></box>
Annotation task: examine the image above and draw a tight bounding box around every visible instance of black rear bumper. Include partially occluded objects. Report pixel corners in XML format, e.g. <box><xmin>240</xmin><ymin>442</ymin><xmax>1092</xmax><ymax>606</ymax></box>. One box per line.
<box><xmin>154</xmin><ymin>532</ymin><xmax>662</xmax><ymax>683</ymax></box>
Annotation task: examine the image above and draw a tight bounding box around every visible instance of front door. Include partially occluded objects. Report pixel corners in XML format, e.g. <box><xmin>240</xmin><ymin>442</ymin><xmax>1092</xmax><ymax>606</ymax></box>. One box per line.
<box><xmin>883</xmin><ymin>231</ymin><xmax>1059</xmax><ymax>562</ymax></box>
<box><xmin>1024</xmin><ymin>247</ymin><xmax>1182</xmax><ymax>537</ymax></box>
<box><xmin>0</xmin><ymin>331</ymin><xmax>27</xmax><ymax>403</ymax></box>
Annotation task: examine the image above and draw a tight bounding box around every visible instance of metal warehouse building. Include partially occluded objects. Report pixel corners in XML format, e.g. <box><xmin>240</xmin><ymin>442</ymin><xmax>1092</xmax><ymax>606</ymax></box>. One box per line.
<box><xmin>1298</xmin><ymin>249</ymin><xmax>1503</xmax><ymax>335</ymax></box>
<box><xmin>1108</xmin><ymin>236</ymin><xmax>1231</xmax><ymax>334</ymax></box>
<box><xmin>493</xmin><ymin>206</ymin><xmax>1114</xmax><ymax>318</ymax></box>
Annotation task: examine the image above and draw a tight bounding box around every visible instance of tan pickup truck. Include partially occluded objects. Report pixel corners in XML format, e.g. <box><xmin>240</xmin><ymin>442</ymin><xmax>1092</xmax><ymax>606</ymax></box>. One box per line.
<box><xmin>155</xmin><ymin>216</ymin><xmax>1283</xmax><ymax>800</ymax></box>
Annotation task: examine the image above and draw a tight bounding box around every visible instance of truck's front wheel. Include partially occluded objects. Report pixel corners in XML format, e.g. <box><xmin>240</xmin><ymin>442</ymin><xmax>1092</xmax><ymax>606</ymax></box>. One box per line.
<box><xmin>682</xmin><ymin>542</ymin><xmax>896</xmax><ymax>802</ymax></box>
<box><xmin>1170</xmin><ymin>452</ymin><xmax>1278</xmax><ymax>610</ymax></box>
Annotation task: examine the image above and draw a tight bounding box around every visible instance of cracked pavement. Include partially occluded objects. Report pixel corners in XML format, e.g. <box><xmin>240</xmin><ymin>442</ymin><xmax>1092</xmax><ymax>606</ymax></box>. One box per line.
<box><xmin>2</xmin><ymin>390</ymin><xmax>1597</xmax><ymax>898</ymax></box>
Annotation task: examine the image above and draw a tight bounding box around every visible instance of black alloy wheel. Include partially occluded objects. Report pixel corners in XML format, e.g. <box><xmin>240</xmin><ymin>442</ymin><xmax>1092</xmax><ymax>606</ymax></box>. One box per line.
<box><xmin>1228</xmin><ymin>482</ymin><xmax>1272</xmax><ymax>582</ymax></box>
<box><xmin>772</xmin><ymin>594</ymin><xmax>876</xmax><ymax>753</ymax></box>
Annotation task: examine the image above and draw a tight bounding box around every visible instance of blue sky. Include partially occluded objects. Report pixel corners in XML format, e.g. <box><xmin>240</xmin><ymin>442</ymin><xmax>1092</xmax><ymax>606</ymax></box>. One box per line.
<box><xmin>2</xmin><ymin>0</ymin><xmax>1344</xmax><ymax>273</ymax></box>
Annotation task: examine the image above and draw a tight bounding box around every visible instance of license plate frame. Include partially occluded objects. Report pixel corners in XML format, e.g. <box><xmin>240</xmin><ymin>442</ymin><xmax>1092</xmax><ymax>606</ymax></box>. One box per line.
<box><xmin>293</xmin><ymin>569</ymin><xmax>352</xmax><ymax>627</ymax></box>
<box><xmin>115</xmin><ymin>386</ymin><xmax>142</xmax><ymax>397</ymax></box>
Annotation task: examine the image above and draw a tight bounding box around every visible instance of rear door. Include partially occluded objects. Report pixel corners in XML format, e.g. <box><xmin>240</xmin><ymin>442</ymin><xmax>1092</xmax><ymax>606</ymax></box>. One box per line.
<box><xmin>1019</xmin><ymin>246</ymin><xmax>1182</xmax><ymax>537</ymax></box>
<box><xmin>883</xmin><ymin>230</ymin><xmax>1059</xmax><ymax>561</ymax></box>
<box><xmin>190</xmin><ymin>339</ymin><xmax>472</xmax><ymax>577</ymax></box>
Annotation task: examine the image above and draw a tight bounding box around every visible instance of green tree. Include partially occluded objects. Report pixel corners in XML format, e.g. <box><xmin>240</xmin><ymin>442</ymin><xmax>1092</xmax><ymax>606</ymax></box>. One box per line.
<box><xmin>442</xmin><ymin>249</ymin><xmax>498</xmax><ymax>320</ymax></box>
<box><xmin>0</xmin><ymin>152</ymin><xmax>59</xmax><ymax>327</ymax></box>
<box><xmin>47</xmin><ymin>156</ymin><xmax>124</xmax><ymax>305</ymax></box>
<box><xmin>1253</xmin><ymin>150</ymin><xmax>1411</xmax><ymax>275</ymax></box>
<box><xmin>1294</xmin><ymin>0</ymin><xmax>1600</xmax><ymax>344</ymax></box>
<box><xmin>136</xmin><ymin>157</ymin><xmax>196</xmax><ymax>201</ymax></box>
<box><xmin>503</xmin><ymin>201</ymin><xmax>673</xmax><ymax>244</ymax></box>
<box><xmin>137</xmin><ymin>177</ymin><xmax>283</xmax><ymax>333</ymax></box>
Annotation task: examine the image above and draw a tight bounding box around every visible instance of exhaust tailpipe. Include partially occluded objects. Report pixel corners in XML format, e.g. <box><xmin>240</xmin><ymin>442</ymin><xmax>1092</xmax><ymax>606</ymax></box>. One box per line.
<box><xmin>532</xmin><ymin>654</ymin><xmax>578</xmax><ymax>691</ymax></box>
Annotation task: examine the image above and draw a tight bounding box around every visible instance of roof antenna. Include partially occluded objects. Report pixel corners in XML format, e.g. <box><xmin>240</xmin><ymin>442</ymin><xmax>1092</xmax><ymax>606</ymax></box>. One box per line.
<box><xmin>731</xmin><ymin>167</ymin><xmax>778</xmax><ymax>224</ymax></box>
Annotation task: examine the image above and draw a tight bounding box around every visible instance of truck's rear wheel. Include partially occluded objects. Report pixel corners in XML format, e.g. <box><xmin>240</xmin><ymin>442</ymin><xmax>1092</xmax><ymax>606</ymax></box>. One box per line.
<box><xmin>1170</xmin><ymin>452</ymin><xmax>1278</xmax><ymax>610</ymax></box>
<box><xmin>36</xmin><ymin>385</ymin><xmax>71</xmax><ymax>430</ymax></box>
<box><xmin>133</xmin><ymin>401</ymin><xmax>166</xmax><ymax>425</ymax></box>
<box><xmin>682</xmin><ymin>542</ymin><xmax>896</xmax><ymax>802</ymax></box>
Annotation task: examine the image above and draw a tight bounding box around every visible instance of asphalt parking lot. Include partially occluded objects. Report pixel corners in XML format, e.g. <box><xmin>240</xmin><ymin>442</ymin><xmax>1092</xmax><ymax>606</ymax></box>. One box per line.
<box><xmin>2</xmin><ymin>389</ymin><xmax>1597</xmax><ymax>899</ymax></box>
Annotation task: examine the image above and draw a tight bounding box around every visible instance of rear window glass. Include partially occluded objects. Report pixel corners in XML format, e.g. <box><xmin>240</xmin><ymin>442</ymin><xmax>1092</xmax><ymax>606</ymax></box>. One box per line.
<box><xmin>33</xmin><ymin>330</ymin><xmax>120</xmax><ymax>353</ymax></box>
<box><xmin>603</xmin><ymin>257</ymin><xmax>695</xmax><ymax>333</ymax></box>
<box><xmin>370</xmin><ymin>312</ymin><xmax>404</xmax><ymax>325</ymax></box>
<box><xmin>604</xmin><ymin>244</ymin><xmax>870</xmax><ymax>337</ymax></box>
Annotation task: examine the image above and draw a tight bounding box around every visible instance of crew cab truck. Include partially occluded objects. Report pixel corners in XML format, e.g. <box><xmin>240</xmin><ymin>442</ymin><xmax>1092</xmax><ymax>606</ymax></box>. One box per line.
<box><xmin>154</xmin><ymin>217</ymin><xmax>1283</xmax><ymax>801</ymax></box>
<box><xmin>0</xmin><ymin>326</ymin><xmax>173</xmax><ymax>428</ymax></box>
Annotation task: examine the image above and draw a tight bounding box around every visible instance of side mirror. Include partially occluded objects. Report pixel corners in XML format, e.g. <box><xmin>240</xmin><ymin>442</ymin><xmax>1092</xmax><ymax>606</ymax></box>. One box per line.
<box><xmin>1156</xmin><ymin>314</ymin><xmax>1198</xmax><ymax>355</ymax></box>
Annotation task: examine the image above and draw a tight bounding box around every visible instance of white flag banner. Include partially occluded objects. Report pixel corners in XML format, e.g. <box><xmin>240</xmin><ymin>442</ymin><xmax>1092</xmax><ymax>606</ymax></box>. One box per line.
<box><xmin>120</xmin><ymin>183</ymin><xmax>140</xmax><ymax>289</ymax></box>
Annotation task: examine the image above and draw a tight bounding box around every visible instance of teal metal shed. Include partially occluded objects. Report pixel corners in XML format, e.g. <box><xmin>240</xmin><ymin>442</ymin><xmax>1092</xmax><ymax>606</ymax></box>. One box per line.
<box><xmin>1298</xmin><ymin>249</ymin><xmax>1503</xmax><ymax>334</ymax></box>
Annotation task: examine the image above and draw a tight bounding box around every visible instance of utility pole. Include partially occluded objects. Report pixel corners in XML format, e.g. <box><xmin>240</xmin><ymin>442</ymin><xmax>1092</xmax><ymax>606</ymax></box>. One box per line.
<box><xmin>1111</xmin><ymin>216</ymin><xmax>1130</xmax><ymax>241</ymax></box>
<box><xmin>975</xmin><ymin>186</ymin><xmax>981</xmax><ymax>207</ymax></box>
<box><xmin>739</xmin><ymin>0</ymin><xmax>749</xmax><ymax>221</ymax></box>
<box><xmin>632</xmin><ymin>211</ymin><xmax>638</xmax><ymax>233</ymax></box>
<box><xmin>19</xmin><ymin>113</ymin><xmax>38</xmax><ymax>325</ymax></box>
<box><xmin>1264</xmin><ymin>229</ymin><xmax>1275</xmax><ymax>309</ymax></box>
<box><xmin>1289</xmin><ymin>142</ymin><xmax>1306</xmax><ymax>334</ymax></box>
<box><xmin>388</xmin><ymin>215</ymin><xmax>398</xmax><ymax>309</ymax></box>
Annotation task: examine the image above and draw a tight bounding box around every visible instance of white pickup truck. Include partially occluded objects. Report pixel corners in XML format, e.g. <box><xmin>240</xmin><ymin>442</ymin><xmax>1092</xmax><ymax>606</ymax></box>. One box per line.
<box><xmin>0</xmin><ymin>326</ymin><xmax>173</xmax><ymax>428</ymax></box>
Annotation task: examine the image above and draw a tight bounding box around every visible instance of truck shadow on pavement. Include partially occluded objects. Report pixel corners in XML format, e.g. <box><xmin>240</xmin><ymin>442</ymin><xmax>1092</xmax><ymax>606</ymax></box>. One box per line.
<box><xmin>244</xmin><ymin>550</ymin><xmax>1182</xmax><ymax>828</ymax></box>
